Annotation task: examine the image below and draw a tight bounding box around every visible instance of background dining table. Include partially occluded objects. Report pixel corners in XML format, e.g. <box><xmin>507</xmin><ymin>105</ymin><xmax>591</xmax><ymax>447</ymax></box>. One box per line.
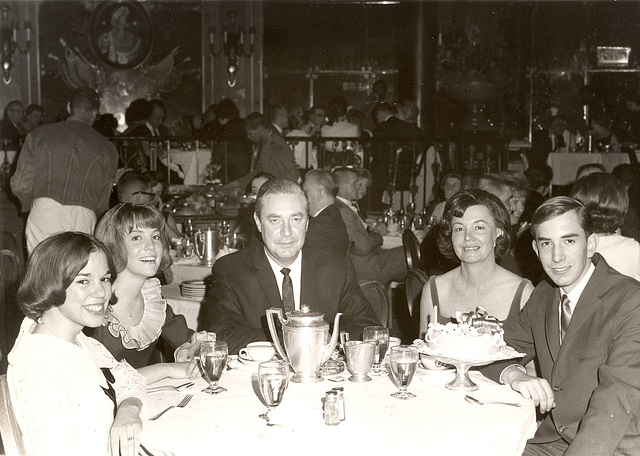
<box><xmin>141</xmin><ymin>358</ymin><xmax>537</xmax><ymax>456</ymax></box>
<box><xmin>546</xmin><ymin>151</ymin><xmax>640</xmax><ymax>187</ymax></box>
<box><xmin>169</xmin><ymin>147</ymin><xmax>212</xmax><ymax>185</ymax></box>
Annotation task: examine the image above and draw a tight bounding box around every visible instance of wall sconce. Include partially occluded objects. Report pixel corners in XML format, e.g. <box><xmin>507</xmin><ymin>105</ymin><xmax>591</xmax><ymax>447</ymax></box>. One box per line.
<box><xmin>1</xmin><ymin>3</ymin><xmax>31</xmax><ymax>84</ymax></box>
<box><xmin>208</xmin><ymin>10</ymin><xmax>255</xmax><ymax>88</ymax></box>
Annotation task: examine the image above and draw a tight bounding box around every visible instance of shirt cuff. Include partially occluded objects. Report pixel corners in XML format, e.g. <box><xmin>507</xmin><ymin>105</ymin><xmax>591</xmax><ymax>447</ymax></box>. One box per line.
<box><xmin>499</xmin><ymin>364</ymin><xmax>527</xmax><ymax>385</ymax></box>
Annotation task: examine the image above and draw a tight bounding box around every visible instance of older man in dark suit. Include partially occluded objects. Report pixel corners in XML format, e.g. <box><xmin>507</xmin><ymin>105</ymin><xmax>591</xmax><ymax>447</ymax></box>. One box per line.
<box><xmin>333</xmin><ymin>167</ymin><xmax>406</xmax><ymax>285</ymax></box>
<box><xmin>302</xmin><ymin>169</ymin><xmax>350</xmax><ymax>253</ymax></box>
<box><xmin>483</xmin><ymin>196</ymin><xmax>640</xmax><ymax>455</ymax></box>
<box><xmin>200</xmin><ymin>179</ymin><xmax>379</xmax><ymax>354</ymax></box>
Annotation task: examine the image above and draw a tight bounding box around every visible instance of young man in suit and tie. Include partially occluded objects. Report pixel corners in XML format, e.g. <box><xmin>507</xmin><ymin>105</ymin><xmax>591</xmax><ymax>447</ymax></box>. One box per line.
<box><xmin>201</xmin><ymin>179</ymin><xmax>380</xmax><ymax>354</ymax></box>
<box><xmin>484</xmin><ymin>196</ymin><xmax>640</xmax><ymax>455</ymax></box>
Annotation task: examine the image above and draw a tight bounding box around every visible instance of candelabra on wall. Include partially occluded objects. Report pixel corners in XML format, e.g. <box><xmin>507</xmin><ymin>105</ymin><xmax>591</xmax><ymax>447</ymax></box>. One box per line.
<box><xmin>208</xmin><ymin>10</ymin><xmax>255</xmax><ymax>88</ymax></box>
<box><xmin>1</xmin><ymin>2</ymin><xmax>31</xmax><ymax>84</ymax></box>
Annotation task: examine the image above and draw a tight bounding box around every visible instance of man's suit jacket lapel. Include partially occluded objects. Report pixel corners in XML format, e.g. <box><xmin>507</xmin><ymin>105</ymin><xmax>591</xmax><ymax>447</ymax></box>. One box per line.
<box><xmin>560</xmin><ymin>258</ymin><xmax>605</xmax><ymax>349</ymax></box>
<box><xmin>545</xmin><ymin>287</ymin><xmax>561</xmax><ymax>362</ymax></box>
<box><xmin>300</xmin><ymin>247</ymin><xmax>318</xmax><ymax>308</ymax></box>
<box><xmin>253</xmin><ymin>246</ymin><xmax>283</xmax><ymax>309</ymax></box>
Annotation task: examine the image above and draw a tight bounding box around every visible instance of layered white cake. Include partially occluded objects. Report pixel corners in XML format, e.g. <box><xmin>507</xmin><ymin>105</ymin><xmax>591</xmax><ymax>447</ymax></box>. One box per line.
<box><xmin>426</xmin><ymin>321</ymin><xmax>505</xmax><ymax>360</ymax></box>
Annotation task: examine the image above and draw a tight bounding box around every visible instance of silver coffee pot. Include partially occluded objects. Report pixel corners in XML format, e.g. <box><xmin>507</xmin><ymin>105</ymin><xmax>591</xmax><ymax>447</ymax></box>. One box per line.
<box><xmin>266</xmin><ymin>305</ymin><xmax>341</xmax><ymax>383</ymax></box>
<box><xmin>194</xmin><ymin>227</ymin><xmax>219</xmax><ymax>267</ymax></box>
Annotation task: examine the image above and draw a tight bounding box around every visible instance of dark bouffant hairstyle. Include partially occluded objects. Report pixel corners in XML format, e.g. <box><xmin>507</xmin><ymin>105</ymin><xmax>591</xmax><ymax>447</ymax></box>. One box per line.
<box><xmin>437</xmin><ymin>189</ymin><xmax>512</xmax><ymax>260</ymax></box>
<box><xmin>570</xmin><ymin>173</ymin><xmax>628</xmax><ymax>234</ymax></box>
<box><xmin>18</xmin><ymin>232</ymin><xmax>116</xmax><ymax>320</ymax></box>
<box><xmin>95</xmin><ymin>203</ymin><xmax>172</xmax><ymax>274</ymax></box>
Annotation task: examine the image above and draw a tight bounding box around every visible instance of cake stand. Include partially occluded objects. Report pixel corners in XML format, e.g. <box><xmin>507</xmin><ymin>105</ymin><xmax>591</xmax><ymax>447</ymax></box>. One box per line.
<box><xmin>424</xmin><ymin>354</ymin><xmax>496</xmax><ymax>391</ymax></box>
<box><xmin>416</xmin><ymin>343</ymin><xmax>525</xmax><ymax>392</ymax></box>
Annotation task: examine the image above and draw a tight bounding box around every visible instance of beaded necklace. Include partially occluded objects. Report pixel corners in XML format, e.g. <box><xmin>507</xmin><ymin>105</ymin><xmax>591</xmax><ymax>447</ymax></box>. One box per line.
<box><xmin>37</xmin><ymin>319</ymin><xmax>82</xmax><ymax>349</ymax></box>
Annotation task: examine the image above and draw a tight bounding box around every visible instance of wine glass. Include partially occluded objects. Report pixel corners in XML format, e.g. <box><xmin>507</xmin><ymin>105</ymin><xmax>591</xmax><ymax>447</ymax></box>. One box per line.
<box><xmin>389</xmin><ymin>345</ymin><xmax>418</xmax><ymax>400</ymax></box>
<box><xmin>258</xmin><ymin>360</ymin><xmax>290</xmax><ymax>426</ymax></box>
<box><xmin>199</xmin><ymin>341</ymin><xmax>228</xmax><ymax>394</ymax></box>
<box><xmin>363</xmin><ymin>326</ymin><xmax>389</xmax><ymax>375</ymax></box>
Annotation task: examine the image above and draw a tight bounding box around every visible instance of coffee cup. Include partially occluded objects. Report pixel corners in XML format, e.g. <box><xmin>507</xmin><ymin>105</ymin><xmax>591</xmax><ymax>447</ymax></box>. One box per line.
<box><xmin>419</xmin><ymin>353</ymin><xmax>450</xmax><ymax>370</ymax></box>
<box><xmin>239</xmin><ymin>342</ymin><xmax>276</xmax><ymax>362</ymax></box>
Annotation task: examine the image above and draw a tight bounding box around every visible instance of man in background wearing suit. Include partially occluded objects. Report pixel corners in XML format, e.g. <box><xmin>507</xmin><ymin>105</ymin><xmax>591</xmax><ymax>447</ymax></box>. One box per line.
<box><xmin>201</xmin><ymin>179</ymin><xmax>379</xmax><ymax>354</ymax></box>
<box><xmin>226</xmin><ymin>112</ymin><xmax>299</xmax><ymax>192</ymax></box>
<box><xmin>370</xmin><ymin>102</ymin><xmax>422</xmax><ymax>211</ymax></box>
<box><xmin>484</xmin><ymin>196</ymin><xmax>640</xmax><ymax>455</ymax></box>
<box><xmin>333</xmin><ymin>167</ymin><xmax>406</xmax><ymax>285</ymax></box>
<box><xmin>302</xmin><ymin>169</ymin><xmax>350</xmax><ymax>253</ymax></box>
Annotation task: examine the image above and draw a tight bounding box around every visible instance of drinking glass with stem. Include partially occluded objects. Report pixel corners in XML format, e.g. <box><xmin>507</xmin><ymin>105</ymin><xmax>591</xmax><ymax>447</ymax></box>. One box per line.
<box><xmin>199</xmin><ymin>341</ymin><xmax>228</xmax><ymax>394</ymax></box>
<box><xmin>363</xmin><ymin>326</ymin><xmax>389</xmax><ymax>375</ymax></box>
<box><xmin>258</xmin><ymin>360</ymin><xmax>290</xmax><ymax>426</ymax></box>
<box><xmin>390</xmin><ymin>345</ymin><xmax>418</xmax><ymax>399</ymax></box>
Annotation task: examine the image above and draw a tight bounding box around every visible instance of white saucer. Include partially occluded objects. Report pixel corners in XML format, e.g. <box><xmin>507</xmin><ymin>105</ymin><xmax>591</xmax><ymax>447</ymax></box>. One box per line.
<box><xmin>237</xmin><ymin>352</ymin><xmax>277</xmax><ymax>367</ymax></box>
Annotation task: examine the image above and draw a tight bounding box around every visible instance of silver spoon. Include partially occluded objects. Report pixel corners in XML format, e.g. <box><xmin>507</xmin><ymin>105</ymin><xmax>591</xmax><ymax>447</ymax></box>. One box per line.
<box><xmin>464</xmin><ymin>395</ymin><xmax>520</xmax><ymax>407</ymax></box>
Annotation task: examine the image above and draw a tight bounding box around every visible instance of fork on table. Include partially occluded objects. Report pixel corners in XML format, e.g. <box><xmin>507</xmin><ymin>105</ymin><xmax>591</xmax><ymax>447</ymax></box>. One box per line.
<box><xmin>147</xmin><ymin>381</ymin><xmax>194</xmax><ymax>393</ymax></box>
<box><xmin>148</xmin><ymin>394</ymin><xmax>194</xmax><ymax>421</ymax></box>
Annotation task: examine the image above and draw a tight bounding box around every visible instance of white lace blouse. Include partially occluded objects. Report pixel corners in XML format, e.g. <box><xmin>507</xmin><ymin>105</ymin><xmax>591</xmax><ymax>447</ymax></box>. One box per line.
<box><xmin>7</xmin><ymin>317</ymin><xmax>147</xmax><ymax>456</ymax></box>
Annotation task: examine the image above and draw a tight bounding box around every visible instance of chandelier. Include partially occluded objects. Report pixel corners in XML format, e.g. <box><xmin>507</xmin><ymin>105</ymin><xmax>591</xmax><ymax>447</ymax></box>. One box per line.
<box><xmin>208</xmin><ymin>10</ymin><xmax>255</xmax><ymax>88</ymax></box>
<box><xmin>1</xmin><ymin>3</ymin><xmax>31</xmax><ymax>84</ymax></box>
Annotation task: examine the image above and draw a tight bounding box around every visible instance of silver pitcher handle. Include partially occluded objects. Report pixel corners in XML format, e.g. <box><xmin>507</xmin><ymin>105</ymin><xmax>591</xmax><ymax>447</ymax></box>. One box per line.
<box><xmin>265</xmin><ymin>308</ymin><xmax>289</xmax><ymax>364</ymax></box>
<box><xmin>340</xmin><ymin>331</ymin><xmax>350</xmax><ymax>347</ymax></box>
<box><xmin>193</xmin><ymin>230</ymin><xmax>206</xmax><ymax>259</ymax></box>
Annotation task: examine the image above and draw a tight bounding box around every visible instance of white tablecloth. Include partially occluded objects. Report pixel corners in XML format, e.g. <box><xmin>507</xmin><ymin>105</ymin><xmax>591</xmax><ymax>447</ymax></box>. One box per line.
<box><xmin>169</xmin><ymin>148</ymin><xmax>212</xmax><ymax>185</ymax></box>
<box><xmin>382</xmin><ymin>230</ymin><xmax>425</xmax><ymax>250</ymax></box>
<box><xmin>1</xmin><ymin>149</ymin><xmax>17</xmax><ymax>164</ymax></box>
<box><xmin>547</xmin><ymin>152</ymin><xmax>640</xmax><ymax>186</ymax></box>
<box><xmin>141</xmin><ymin>363</ymin><xmax>536</xmax><ymax>456</ymax></box>
<box><xmin>170</xmin><ymin>263</ymin><xmax>212</xmax><ymax>284</ymax></box>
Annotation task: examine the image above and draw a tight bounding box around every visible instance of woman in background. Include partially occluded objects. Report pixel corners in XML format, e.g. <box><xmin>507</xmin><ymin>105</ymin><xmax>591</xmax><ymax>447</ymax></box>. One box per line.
<box><xmin>571</xmin><ymin>172</ymin><xmax>640</xmax><ymax>281</ymax></box>
<box><xmin>419</xmin><ymin>189</ymin><xmax>534</xmax><ymax>336</ymax></box>
<box><xmin>7</xmin><ymin>232</ymin><xmax>146</xmax><ymax>455</ymax></box>
<box><xmin>91</xmin><ymin>203</ymin><xmax>200</xmax><ymax>382</ymax></box>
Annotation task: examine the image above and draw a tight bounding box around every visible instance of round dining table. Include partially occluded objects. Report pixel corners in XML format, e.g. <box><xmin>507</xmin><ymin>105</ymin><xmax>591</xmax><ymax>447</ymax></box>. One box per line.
<box><xmin>141</xmin><ymin>357</ymin><xmax>536</xmax><ymax>456</ymax></box>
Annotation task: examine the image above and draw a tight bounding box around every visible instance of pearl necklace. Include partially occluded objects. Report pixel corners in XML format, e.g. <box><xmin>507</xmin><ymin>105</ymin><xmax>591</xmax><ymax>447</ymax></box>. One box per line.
<box><xmin>37</xmin><ymin>319</ymin><xmax>82</xmax><ymax>349</ymax></box>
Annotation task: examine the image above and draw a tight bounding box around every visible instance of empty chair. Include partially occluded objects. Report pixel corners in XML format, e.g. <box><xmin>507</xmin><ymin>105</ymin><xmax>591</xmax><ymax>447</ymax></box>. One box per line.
<box><xmin>359</xmin><ymin>279</ymin><xmax>392</xmax><ymax>329</ymax></box>
<box><xmin>404</xmin><ymin>268</ymin><xmax>429</xmax><ymax>340</ymax></box>
<box><xmin>402</xmin><ymin>229</ymin><xmax>422</xmax><ymax>271</ymax></box>
<box><xmin>0</xmin><ymin>374</ymin><xmax>26</xmax><ymax>456</ymax></box>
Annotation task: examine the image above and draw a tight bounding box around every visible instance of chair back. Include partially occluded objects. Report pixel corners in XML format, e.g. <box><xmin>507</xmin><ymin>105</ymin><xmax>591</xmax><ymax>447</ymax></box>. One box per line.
<box><xmin>402</xmin><ymin>229</ymin><xmax>422</xmax><ymax>271</ymax></box>
<box><xmin>405</xmin><ymin>268</ymin><xmax>429</xmax><ymax>340</ymax></box>
<box><xmin>359</xmin><ymin>280</ymin><xmax>392</xmax><ymax>328</ymax></box>
<box><xmin>0</xmin><ymin>374</ymin><xmax>26</xmax><ymax>455</ymax></box>
<box><xmin>0</xmin><ymin>233</ymin><xmax>21</xmax><ymax>375</ymax></box>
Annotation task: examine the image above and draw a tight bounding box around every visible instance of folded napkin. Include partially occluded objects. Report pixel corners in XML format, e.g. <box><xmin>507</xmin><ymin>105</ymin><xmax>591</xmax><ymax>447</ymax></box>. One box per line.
<box><xmin>174</xmin><ymin>330</ymin><xmax>217</xmax><ymax>362</ymax></box>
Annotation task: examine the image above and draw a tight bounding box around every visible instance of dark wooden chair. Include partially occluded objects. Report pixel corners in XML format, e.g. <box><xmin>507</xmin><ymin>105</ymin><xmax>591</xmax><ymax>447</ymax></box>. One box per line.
<box><xmin>0</xmin><ymin>232</ymin><xmax>21</xmax><ymax>375</ymax></box>
<box><xmin>359</xmin><ymin>279</ymin><xmax>392</xmax><ymax>329</ymax></box>
<box><xmin>404</xmin><ymin>268</ymin><xmax>429</xmax><ymax>340</ymax></box>
<box><xmin>402</xmin><ymin>229</ymin><xmax>422</xmax><ymax>271</ymax></box>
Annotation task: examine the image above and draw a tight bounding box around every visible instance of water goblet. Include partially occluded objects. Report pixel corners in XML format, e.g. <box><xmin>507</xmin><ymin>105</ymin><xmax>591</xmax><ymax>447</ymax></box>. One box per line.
<box><xmin>390</xmin><ymin>345</ymin><xmax>418</xmax><ymax>400</ymax></box>
<box><xmin>200</xmin><ymin>341</ymin><xmax>228</xmax><ymax>394</ymax></box>
<box><xmin>363</xmin><ymin>326</ymin><xmax>389</xmax><ymax>375</ymax></box>
<box><xmin>258</xmin><ymin>360</ymin><xmax>290</xmax><ymax>426</ymax></box>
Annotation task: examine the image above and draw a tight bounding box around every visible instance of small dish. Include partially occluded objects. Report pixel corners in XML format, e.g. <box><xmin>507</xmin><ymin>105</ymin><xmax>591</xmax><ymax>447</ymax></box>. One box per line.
<box><xmin>238</xmin><ymin>352</ymin><xmax>273</xmax><ymax>366</ymax></box>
